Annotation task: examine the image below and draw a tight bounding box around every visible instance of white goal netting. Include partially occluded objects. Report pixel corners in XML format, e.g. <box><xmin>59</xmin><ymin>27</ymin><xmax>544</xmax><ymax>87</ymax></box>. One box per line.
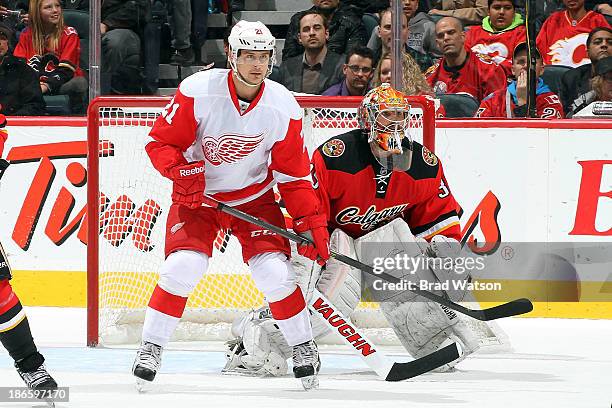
<box><xmin>88</xmin><ymin>96</ymin><xmax>508</xmax><ymax>349</ymax></box>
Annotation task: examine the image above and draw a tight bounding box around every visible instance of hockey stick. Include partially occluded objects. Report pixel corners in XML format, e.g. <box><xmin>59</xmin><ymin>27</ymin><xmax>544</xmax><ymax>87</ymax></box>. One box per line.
<box><xmin>205</xmin><ymin>197</ymin><xmax>533</xmax><ymax>321</ymax></box>
<box><xmin>309</xmin><ymin>288</ymin><xmax>460</xmax><ymax>381</ymax></box>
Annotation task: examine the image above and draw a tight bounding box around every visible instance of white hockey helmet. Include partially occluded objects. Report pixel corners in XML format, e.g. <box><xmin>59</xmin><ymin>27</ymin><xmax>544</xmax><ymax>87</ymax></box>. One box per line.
<box><xmin>228</xmin><ymin>20</ymin><xmax>276</xmax><ymax>84</ymax></box>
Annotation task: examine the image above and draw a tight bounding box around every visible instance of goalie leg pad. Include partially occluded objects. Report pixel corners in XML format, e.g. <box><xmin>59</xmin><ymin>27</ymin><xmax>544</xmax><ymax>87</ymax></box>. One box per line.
<box><xmin>380</xmin><ymin>300</ymin><xmax>480</xmax><ymax>371</ymax></box>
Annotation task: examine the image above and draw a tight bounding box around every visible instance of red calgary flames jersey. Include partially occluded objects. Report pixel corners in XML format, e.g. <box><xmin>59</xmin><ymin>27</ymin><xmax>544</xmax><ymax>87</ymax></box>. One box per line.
<box><xmin>465</xmin><ymin>25</ymin><xmax>526</xmax><ymax>77</ymax></box>
<box><xmin>475</xmin><ymin>88</ymin><xmax>564</xmax><ymax>118</ymax></box>
<box><xmin>536</xmin><ymin>10</ymin><xmax>610</xmax><ymax>67</ymax></box>
<box><xmin>311</xmin><ymin>130</ymin><xmax>461</xmax><ymax>241</ymax></box>
<box><xmin>14</xmin><ymin>26</ymin><xmax>83</xmax><ymax>78</ymax></box>
<box><xmin>425</xmin><ymin>51</ymin><xmax>507</xmax><ymax>102</ymax></box>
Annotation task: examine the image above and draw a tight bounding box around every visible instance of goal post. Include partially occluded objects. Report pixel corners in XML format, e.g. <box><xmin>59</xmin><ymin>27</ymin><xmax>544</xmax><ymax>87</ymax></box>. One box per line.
<box><xmin>86</xmin><ymin>95</ymin><xmax>437</xmax><ymax>347</ymax></box>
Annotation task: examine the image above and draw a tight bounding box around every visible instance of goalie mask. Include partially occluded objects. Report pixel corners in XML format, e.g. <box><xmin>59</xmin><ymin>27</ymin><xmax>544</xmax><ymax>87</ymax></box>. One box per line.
<box><xmin>228</xmin><ymin>20</ymin><xmax>276</xmax><ymax>87</ymax></box>
<box><xmin>358</xmin><ymin>83</ymin><xmax>414</xmax><ymax>171</ymax></box>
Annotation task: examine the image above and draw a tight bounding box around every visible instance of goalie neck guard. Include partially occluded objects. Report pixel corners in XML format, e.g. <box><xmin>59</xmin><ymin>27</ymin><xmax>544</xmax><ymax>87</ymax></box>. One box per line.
<box><xmin>228</xmin><ymin>20</ymin><xmax>276</xmax><ymax>87</ymax></box>
<box><xmin>358</xmin><ymin>83</ymin><xmax>414</xmax><ymax>171</ymax></box>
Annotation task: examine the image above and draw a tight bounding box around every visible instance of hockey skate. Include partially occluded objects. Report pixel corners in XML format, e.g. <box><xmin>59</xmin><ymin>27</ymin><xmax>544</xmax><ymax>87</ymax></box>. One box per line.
<box><xmin>15</xmin><ymin>355</ymin><xmax>58</xmax><ymax>408</ymax></box>
<box><xmin>132</xmin><ymin>341</ymin><xmax>162</xmax><ymax>392</ymax></box>
<box><xmin>292</xmin><ymin>340</ymin><xmax>320</xmax><ymax>391</ymax></box>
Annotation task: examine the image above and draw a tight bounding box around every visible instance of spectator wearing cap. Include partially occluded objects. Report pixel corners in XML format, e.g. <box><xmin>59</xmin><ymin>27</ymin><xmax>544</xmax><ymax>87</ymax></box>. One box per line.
<box><xmin>567</xmin><ymin>55</ymin><xmax>612</xmax><ymax>116</ymax></box>
<box><xmin>426</xmin><ymin>16</ymin><xmax>507</xmax><ymax>102</ymax></box>
<box><xmin>0</xmin><ymin>25</ymin><xmax>45</xmax><ymax>115</ymax></box>
<box><xmin>536</xmin><ymin>0</ymin><xmax>610</xmax><ymax>68</ymax></box>
<box><xmin>278</xmin><ymin>10</ymin><xmax>344</xmax><ymax>94</ymax></box>
<box><xmin>465</xmin><ymin>0</ymin><xmax>526</xmax><ymax>77</ymax></box>
<box><xmin>322</xmin><ymin>45</ymin><xmax>374</xmax><ymax>96</ymax></box>
<box><xmin>428</xmin><ymin>0</ymin><xmax>489</xmax><ymax>26</ymax></box>
<box><xmin>475</xmin><ymin>42</ymin><xmax>564</xmax><ymax>117</ymax></box>
<box><xmin>560</xmin><ymin>26</ymin><xmax>611</xmax><ymax>113</ymax></box>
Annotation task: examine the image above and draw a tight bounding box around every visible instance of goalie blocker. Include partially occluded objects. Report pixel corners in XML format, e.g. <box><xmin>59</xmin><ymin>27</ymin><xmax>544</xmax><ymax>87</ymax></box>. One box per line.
<box><xmin>224</xmin><ymin>218</ymin><xmax>493</xmax><ymax>377</ymax></box>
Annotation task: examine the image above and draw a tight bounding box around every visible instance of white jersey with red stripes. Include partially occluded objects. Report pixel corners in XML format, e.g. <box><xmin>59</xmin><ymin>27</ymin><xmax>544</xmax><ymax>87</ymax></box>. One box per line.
<box><xmin>147</xmin><ymin>68</ymin><xmax>317</xmax><ymax>216</ymax></box>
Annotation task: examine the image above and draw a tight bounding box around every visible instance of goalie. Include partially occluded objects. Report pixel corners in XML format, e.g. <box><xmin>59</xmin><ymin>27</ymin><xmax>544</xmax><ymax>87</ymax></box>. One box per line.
<box><xmin>224</xmin><ymin>84</ymin><xmax>485</xmax><ymax>377</ymax></box>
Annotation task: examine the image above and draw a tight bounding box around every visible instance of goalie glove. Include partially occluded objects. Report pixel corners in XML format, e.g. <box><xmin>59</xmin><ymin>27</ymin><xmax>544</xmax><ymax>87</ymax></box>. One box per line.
<box><xmin>293</xmin><ymin>214</ymin><xmax>330</xmax><ymax>266</ymax></box>
<box><xmin>169</xmin><ymin>161</ymin><xmax>205</xmax><ymax>209</ymax></box>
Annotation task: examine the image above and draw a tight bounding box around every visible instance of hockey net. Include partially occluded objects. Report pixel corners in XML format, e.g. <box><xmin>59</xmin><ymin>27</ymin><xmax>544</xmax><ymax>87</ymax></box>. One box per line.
<box><xmin>87</xmin><ymin>95</ymin><xmax>505</xmax><ymax>350</ymax></box>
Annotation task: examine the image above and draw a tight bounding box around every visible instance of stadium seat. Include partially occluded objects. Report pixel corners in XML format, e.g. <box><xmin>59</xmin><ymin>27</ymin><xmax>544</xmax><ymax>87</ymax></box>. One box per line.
<box><xmin>541</xmin><ymin>65</ymin><xmax>571</xmax><ymax>97</ymax></box>
<box><xmin>362</xmin><ymin>13</ymin><xmax>379</xmax><ymax>40</ymax></box>
<box><xmin>439</xmin><ymin>93</ymin><xmax>480</xmax><ymax>118</ymax></box>
<box><xmin>63</xmin><ymin>10</ymin><xmax>89</xmax><ymax>73</ymax></box>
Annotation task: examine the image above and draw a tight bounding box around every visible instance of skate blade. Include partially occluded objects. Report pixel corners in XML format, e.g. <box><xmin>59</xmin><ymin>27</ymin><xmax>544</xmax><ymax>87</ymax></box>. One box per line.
<box><xmin>300</xmin><ymin>375</ymin><xmax>319</xmax><ymax>391</ymax></box>
<box><xmin>135</xmin><ymin>378</ymin><xmax>153</xmax><ymax>393</ymax></box>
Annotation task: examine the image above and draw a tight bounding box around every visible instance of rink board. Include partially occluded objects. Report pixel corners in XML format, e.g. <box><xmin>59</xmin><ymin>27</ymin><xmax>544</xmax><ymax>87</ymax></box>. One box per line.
<box><xmin>0</xmin><ymin>117</ymin><xmax>611</xmax><ymax>318</ymax></box>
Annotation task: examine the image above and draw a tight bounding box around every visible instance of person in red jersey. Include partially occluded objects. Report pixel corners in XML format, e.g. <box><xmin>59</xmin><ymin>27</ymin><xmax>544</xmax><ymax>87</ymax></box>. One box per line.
<box><xmin>426</xmin><ymin>16</ymin><xmax>507</xmax><ymax>102</ymax></box>
<box><xmin>0</xmin><ymin>116</ymin><xmax>58</xmax><ymax>396</ymax></box>
<box><xmin>476</xmin><ymin>42</ymin><xmax>565</xmax><ymax>118</ymax></box>
<box><xmin>224</xmin><ymin>85</ymin><xmax>492</xmax><ymax>378</ymax></box>
<box><xmin>537</xmin><ymin>0</ymin><xmax>610</xmax><ymax>68</ymax></box>
<box><xmin>13</xmin><ymin>0</ymin><xmax>87</xmax><ymax>113</ymax></box>
<box><xmin>131</xmin><ymin>21</ymin><xmax>329</xmax><ymax>391</ymax></box>
<box><xmin>465</xmin><ymin>0</ymin><xmax>526</xmax><ymax>77</ymax></box>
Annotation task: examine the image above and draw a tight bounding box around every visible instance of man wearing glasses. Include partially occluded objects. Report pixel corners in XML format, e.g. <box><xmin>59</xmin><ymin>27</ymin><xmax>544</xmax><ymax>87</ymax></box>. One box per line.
<box><xmin>323</xmin><ymin>46</ymin><xmax>375</xmax><ymax>96</ymax></box>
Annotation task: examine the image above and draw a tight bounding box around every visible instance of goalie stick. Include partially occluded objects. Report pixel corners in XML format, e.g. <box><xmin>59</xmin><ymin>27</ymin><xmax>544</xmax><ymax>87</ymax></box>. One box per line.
<box><xmin>203</xmin><ymin>197</ymin><xmax>533</xmax><ymax>321</ymax></box>
<box><xmin>309</xmin><ymin>288</ymin><xmax>460</xmax><ymax>381</ymax></box>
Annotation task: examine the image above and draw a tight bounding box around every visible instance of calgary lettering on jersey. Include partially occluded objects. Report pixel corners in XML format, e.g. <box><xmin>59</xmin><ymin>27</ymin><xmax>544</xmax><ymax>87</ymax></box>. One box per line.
<box><xmin>6</xmin><ymin>141</ymin><xmax>161</xmax><ymax>252</ymax></box>
<box><xmin>336</xmin><ymin>204</ymin><xmax>408</xmax><ymax>231</ymax></box>
<box><xmin>311</xmin><ymin>297</ymin><xmax>376</xmax><ymax>357</ymax></box>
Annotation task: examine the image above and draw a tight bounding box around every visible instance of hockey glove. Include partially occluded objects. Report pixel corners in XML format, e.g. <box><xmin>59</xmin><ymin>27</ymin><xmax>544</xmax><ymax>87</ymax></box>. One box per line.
<box><xmin>293</xmin><ymin>214</ymin><xmax>330</xmax><ymax>266</ymax></box>
<box><xmin>169</xmin><ymin>161</ymin><xmax>206</xmax><ymax>209</ymax></box>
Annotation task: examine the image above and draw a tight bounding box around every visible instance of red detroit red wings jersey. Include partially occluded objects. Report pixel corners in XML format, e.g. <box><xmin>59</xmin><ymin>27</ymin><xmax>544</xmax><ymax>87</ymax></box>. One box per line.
<box><xmin>147</xmin><ymin>69</ymin><xmax>319</xmax><ymax>219</ymax></box>
<box><xmin>465</xmin><ymin>25</ymin><xmax>526</xmax><ymax>77</ymax></box>
<box><xmin>537</xmin><ymin>10</ymin><xmax>610</xmax><ymax>67</ymax></box>
<box><xmin>475</xmin><ymin>88</ymin><xmax>564</xmax><ymax>118</ymax></box>
<box><xmin>14</xmin><ymin>26</ymin><xmax>83</xmax><ymax>77</ymax></box>
<box><xmin>425</xmin><ymin>51</ymin><xmax>507</xmax><ymax>102</ymax></box>
<box><xmin>312</xmin><ymin>130</ymin><xmax>461</xmax><ymax>241</ymax></box>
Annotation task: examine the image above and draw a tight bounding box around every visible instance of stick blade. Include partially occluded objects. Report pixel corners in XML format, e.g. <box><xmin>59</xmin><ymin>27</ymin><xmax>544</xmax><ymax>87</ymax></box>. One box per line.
<box><xmin>384</xmin><ymin>342</ymin><xmax>460</xmax><ymax>382</ymax></box>
<box><xmin>480</xmin><ymin>298</ymin><xmax>534</xmax><ymax>321</ymax></box>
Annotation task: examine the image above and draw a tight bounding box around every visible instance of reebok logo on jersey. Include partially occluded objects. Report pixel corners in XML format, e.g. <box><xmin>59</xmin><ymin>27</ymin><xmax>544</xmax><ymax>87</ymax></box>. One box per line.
<box><xmin>179</xmin><ymin>166</ymin><xmax>204</xmax><ymax>177</ymax></box>
<box><xmin>311</xmin><ymin>297</ymin><xmax>376</xmax><ymax>357</ymax></box>
<box><xmin>170</xmin><ymin>222</ymin><xmax>185</xmax><ymax>234</ymax></box>
<box><xmin>336</xmin><ymin>204</ymin><xmax>408</xmax><ymax>231</ymax></box>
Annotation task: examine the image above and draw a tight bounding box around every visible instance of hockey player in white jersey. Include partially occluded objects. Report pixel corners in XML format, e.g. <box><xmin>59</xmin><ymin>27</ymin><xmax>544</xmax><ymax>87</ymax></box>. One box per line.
<box><xmin>132</xmin><ymin>20</ymin><xmax>330</xmax><ymax>391</ymax></box>
<box><xmin>224</xmin><ymin>85</ymin><xmax>500</xmax><ymax>378</ymax></box>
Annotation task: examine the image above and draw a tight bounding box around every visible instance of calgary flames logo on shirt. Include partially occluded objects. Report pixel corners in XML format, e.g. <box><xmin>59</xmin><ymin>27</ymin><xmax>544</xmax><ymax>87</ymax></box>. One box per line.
<box><xmin>470</xmin><ymin>42</ymin><xmax>508</xmax><ymax>66</ymax></box>
<box><xmin>202</xmin><ymin>132</ymin><xmax>264</xmax><ymax>166</ymax></box>
<box><xmin>548</xmin><ymin>33</ymin><xmax>589</xmax><ymax>67</ymax></box>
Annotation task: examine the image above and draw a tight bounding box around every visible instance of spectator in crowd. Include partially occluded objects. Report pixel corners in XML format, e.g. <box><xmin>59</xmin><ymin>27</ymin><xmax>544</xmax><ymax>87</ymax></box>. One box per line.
<box><xmin>323</xmin><ymin>45</ymin><xmax>374</xmax><ymax>96</ymax></box>
<box><xmin>101</xmin><ymin>0</ymin><xmax>150</xmax><ymax>94</ymax></box>
<box><xmin>368</xmin><ymin>8</ymin><xmax>434</xmax><ymax>72</ymax></box>
<box><xmin>13</xmin><ymin>0</ymin><xmax>87</xmax><ymax>113</ymax></box>
<box><xmin>372</xmin><ymin>51</ymin><xmax>432</xmax><ymax>95</ymax></box>
<box><xmin>536</xmin><ymin>0</ymin><xmax>610</xmax><ymax>68</ymax></box>
<box><xmin>534</xmin><ymin>1</ymin><xmax>611</xmax><ymax>32</ymax></box>
<box><xmin>279</xmin><ymin>10</ymin><xmax>344</xmax><ymax>94</ymax></box>
<box><xmin>426</xmin><ymin>16</ymin><xmax>506</xmax><ymax>102</ymax></box>
<box><xmin>465</xmin><ymin>0</ymin><xmax>526</xmax><ymax>77</ymax></box>
<box><xmin>283</xmin><ymin>0</ymin><xmax>366</xmax><ymax>62</ymax></box>
<box><xmin>342</xmin><ymin>0</ymin><xmax>390</xmax><ymax>13</ymax></box>
<box><xmin>475</xmin><ymin>42</ymin><xmax>564</xmax><ymax>118</ymax></box>
<box><xmin>561</xmin><ymin>26</ymin><xmax>611</xmax><ymax>113</ymax></box>
<box><xmin>428</xmin><ymin>0</ymin><xmax>488</xmax><ymax>26</ymax></box>
<box><xmin>169</xmin><ymin>0</ymin><xmax>194</xmax><ymax>66</ymax></box>
<box><xmin>0</xmin><ymin>25</ymin><xmax>45</xmax><ymax>115</ymax></box>
<box><xmin>590</xmin><ymin>55</ymin><xmax>612</xmax><ymax>101</ymax></box>
<box><xmin>403</xmin><ymin>0</ymin><xmax>440</xmax><ymax>58</ymax></box>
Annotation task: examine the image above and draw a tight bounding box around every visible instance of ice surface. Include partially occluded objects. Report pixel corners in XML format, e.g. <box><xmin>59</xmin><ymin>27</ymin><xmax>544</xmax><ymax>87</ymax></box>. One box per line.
<box><xmin>1</xmin><ymin>307</ymin><xmax>610</xmax><ymax>408</ymax></box>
